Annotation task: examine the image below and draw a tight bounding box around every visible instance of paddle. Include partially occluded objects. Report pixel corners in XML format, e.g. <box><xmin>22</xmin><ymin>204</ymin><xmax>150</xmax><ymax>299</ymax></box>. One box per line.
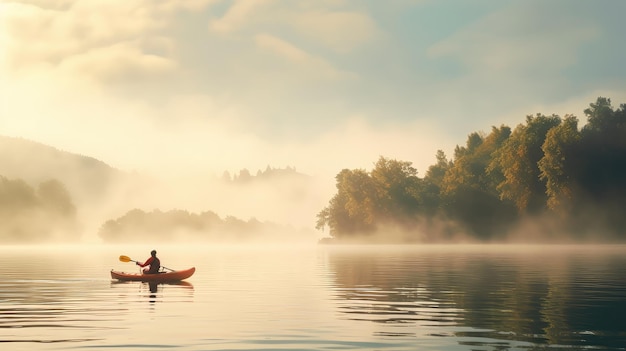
<box><xmin>119</xmin><ymin>255</ymin><xmax>175</xmax><ymax>272</ymax></box>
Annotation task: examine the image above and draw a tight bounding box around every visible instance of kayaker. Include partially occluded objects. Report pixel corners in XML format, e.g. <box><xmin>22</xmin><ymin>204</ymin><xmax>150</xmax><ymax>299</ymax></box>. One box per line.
<box><xmin>136</xmin><ymin>250</ymin><xmax>161</xmax><ymax>274</ymax></box>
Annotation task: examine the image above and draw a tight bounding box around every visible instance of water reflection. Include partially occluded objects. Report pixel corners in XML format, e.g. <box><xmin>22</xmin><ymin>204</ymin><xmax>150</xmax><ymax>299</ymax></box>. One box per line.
<box><xmin>149</xmin><ymin>281</ymin><xmax>158</xmax><ymax>294</ymax></box>
<box><xmin>326</xmin><ymin>245</ymin><xmax>626</xmax><ymax>350</ymax></box>
<box><xmin>109</xmin><ymin>280</ymin><xmax>194</xmax><ymax>303</ymax></box>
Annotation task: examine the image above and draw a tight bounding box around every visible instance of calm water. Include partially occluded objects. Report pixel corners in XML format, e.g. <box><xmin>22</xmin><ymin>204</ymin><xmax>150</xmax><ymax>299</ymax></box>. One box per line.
<box><xmin>1</xmin><ymin>244</ymin><xmax>625</xmax><ymax>351</ymax></box>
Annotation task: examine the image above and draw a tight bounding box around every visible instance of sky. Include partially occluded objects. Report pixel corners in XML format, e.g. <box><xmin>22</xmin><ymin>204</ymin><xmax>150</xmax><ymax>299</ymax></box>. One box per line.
<box><xmin>2</xmin><ymin>0</ymin><xmax>626</xmax><ymax>181</ymax></box>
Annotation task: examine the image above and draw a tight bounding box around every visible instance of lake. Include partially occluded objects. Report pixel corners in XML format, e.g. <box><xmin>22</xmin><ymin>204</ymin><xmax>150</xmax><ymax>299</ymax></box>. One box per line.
<box><xmin>1</xmin><ymin>244</ymin><xmax>625</xmax><ymax>350</ymax></box>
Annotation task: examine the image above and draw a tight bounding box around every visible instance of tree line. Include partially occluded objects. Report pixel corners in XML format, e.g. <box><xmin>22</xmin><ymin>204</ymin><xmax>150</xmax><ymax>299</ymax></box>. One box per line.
<box><xmin>219</xmin><ymin>165</ymin><xmax>304</xmax><ymax>183</ymax></box>
<box><xmin>316</xmin><ymin>97</ymin><xmax>626</xmax><ymax>243</ymax></box>
<box><xmin>98</xmin><ymin>208</ymin><xmax>310</xmax><ymax>243</ymax></box>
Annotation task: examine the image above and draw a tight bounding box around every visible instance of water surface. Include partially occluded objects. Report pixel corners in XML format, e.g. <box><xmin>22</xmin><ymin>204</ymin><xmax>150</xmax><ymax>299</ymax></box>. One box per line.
<box><xmin>1</xmin><ymin>244</ymin><xmax>625</xmax><ymax>350</ymax></box>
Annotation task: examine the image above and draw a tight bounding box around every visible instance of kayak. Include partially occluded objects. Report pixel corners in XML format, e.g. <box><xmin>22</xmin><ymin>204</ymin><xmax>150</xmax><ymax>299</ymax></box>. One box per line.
<box><xmin>110</xmin><ymin>267</ymin><xmax>195</xmax><ymax>282</ymax></box>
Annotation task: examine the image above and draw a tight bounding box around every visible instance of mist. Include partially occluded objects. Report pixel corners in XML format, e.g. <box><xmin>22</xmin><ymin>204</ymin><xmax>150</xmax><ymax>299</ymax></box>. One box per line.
<box><xmin>1</xmin><ymin>71</ymin><xmax>453</xmax><ymax>244</ymax></box>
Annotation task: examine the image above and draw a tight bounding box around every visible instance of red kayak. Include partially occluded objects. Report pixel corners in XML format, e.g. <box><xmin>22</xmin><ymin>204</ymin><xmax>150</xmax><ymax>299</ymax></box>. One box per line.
<box><xmin>110</xmin><ymin>267</ymin><xmax>195</xmax><ymax>282</ymax></box>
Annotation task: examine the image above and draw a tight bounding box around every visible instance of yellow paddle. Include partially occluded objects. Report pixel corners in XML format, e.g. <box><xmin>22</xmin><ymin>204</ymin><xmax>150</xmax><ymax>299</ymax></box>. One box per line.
<box><xmin>119</xmin><ymin>255</ymin><xmax>138</xmax><ymax>264</ymax></box>
<box><xmin>119</xmin><ymin>255</ymin><xmax>175</xmax><ymax>271</ymax></box>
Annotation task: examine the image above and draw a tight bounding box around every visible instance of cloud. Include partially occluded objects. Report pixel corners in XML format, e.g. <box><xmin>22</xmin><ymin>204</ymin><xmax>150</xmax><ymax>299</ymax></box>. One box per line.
<box><xmin>2</xmin><ymin>58</ymin><xmax>447</xmax><ymax>180</ymax></box>
<box><xmin>210</xmin><ymin>0</ymin><xmax>272</xmax><ymax>34</ymax></box>
<box><xmin>161</xmin><ymin>0</ymin><xmax>218</xmax><ymax>12</ymax></box>
<box><xmin>428</xmin><ymin>2</ymin><xmax>599</xmax><ymax>76</ymax></box>
<box><xmin>290</xmin><ymin>10</ymin><xmax>382</xmax><ymax>53</ymax></box>
<box><xmin>254</xmin><ymin>33</ymin><xmax>356</xmax><ymax>81</ymax></box>
<box><xmin>58</xmin><ymin>41</ymin><xmax>178</xmax><ymax>83</ymax></box>
<box><xmin>415</xmin><ymin>1</ymin><xmax>608</xmax><ymax>134</ymax></box>
<box><xmin>210</xmin><ymin>0</ymin><xmax>381</xmax><ymax>52</ymax></box>
<box><xmin>0</xmin><ymin>0</ymin><xmax>216</xmax><ymax>77</ymax></box>
<box><xmin>5</xmin><ymin>0</ymin><xmax>74</xmax><ymax>10</ymax></box>
<box><xmin>0</xmin><ymin>1</ymin><xmax>163</xmax><ymax>70</ymax></box>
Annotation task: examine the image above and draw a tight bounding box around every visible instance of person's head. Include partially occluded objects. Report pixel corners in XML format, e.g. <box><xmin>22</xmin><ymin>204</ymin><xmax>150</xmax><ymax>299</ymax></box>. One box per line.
<box><xmin>151</xmin><ymin>250</ymin><xmax>157</xmax><ymax>257</ymax></box>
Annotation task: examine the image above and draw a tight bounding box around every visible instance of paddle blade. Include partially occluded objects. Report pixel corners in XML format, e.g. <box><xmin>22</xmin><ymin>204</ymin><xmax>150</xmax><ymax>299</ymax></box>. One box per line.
<box><xmin>119</xmin><ymin>255</ymin><xmax>132</xmax><ymax>263</ymax></box>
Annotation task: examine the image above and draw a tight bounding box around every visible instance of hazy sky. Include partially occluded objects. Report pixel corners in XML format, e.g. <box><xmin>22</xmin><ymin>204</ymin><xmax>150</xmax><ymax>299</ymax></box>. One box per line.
<box><xmin>2</xmin><ymin>0</ymin><xmax>626</xmax><ymax>180</ymax></box>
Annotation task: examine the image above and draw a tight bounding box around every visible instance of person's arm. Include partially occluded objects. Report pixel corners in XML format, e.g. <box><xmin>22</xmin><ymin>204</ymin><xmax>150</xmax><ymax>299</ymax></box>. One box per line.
<box><xmin>137</xmin><ymin>257</ymin><xmax>154</xmax><ymax>267</ymax></box>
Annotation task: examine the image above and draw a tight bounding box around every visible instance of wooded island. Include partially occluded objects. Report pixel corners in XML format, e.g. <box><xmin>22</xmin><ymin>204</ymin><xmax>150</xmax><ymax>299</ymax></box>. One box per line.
<box><xmin>316</xmin><ymin>97</ymin><xmax>626</xmax><ymax>242</ymax></box>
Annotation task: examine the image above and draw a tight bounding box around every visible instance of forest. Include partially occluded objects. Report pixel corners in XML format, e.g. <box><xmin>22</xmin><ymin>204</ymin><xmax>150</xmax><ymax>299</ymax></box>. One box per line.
<box><xmin>316</xmin><ymin>97</ymin><xmax>626</xmax><ymax>243</ymax></box>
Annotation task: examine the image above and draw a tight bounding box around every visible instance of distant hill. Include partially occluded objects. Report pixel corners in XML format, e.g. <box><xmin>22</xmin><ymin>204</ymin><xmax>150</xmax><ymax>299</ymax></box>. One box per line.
<box><xmin>0</xmin><ymin>136</ymin><xmax>124</xmax><ymax>204</ymax></box>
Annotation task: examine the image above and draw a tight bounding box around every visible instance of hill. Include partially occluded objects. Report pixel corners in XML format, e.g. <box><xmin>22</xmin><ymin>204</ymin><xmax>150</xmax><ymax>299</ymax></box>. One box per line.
<box><xmin>0</xmin><ymin>136</ymin><xmax>124</xmax><ymax>204</ymax></box>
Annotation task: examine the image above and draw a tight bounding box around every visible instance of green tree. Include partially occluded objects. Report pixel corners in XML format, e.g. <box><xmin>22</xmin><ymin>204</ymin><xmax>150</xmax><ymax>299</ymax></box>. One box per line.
<box><xmin>316</xmin><ymin>168</ymin><xmax>377</xmax><ymax>238</ymax></box>
<box><xmin>441</xmin><ymin>126</ymin><xmax>515</xmax><ymax>238</ymax></box>
<box><xmin>578</xmin><ymin>98</ymin><xmax>626</xmax><ymax>200</ymax></box>
<box><xmin>422</xmin><ymin>150</ymin><xmax>452</xmax><ymax>214</ymax></box>
<box><xmin>370</xmin><ymin>156</ymin><xmax>421</xmax><ymax>222</ymax></box>
<box><xmin>538</xmin><ymin>115</ymin><xmax>581</xmax><ymax>213</ymax></box>
<box><xmin>575</xmin><ymin>98</ymin><xmax>626</xmax><ymax>236</ymax></box>
<box><xmin>583</xmin><ymin>97</ymin><xmax>617</xmax><ymax>134</ymax></box>
<box><xmin>425</xmin><ymin>150</ymin><xmax>452</xmax><ymax>188</ymax></box>
<box><xmin>490</xmin><ymin>114</ymin><xmax>561</xmax><ymax>214</ymax></box>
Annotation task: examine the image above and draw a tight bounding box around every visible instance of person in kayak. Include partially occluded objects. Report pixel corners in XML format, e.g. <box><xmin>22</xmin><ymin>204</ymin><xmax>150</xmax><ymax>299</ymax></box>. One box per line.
<box><xmin>136</xmin><ymin>250</ymin><xmax>161</xmax><ymax>274</ymax></box>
